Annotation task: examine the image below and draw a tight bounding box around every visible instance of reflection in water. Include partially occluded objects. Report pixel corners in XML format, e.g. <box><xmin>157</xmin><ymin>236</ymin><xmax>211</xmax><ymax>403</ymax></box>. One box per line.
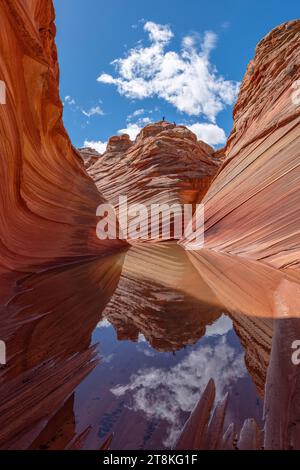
<box><xmin>103</xmin><ymin>243</ymin><xmax>222</xmax><ymax>351</ymax></box>
<box><xmin>0</xmin><ymin>243</ymin><xmax>299</xmax><ymax>449</ymax></box>
<box><xmin>109</xmin><ymin>322</ymin><xmax>247</xmax><ymax>447</ymax></box>
<box><xmin>0</xmin><ymin>252</ymin><xmax>126</xmax><ymax>449</ymax></box>
<box><xmin>73</xmin><ymin>314</ymin><xmax>262</xmax><ymax>450</ymax></box>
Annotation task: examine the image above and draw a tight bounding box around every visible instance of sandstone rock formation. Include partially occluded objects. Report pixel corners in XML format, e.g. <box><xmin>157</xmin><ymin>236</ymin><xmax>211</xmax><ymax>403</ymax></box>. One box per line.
<box><xmin>78</xmin><ymin>147</ymin><xmax>102</xmax><ymax>169</ymax></box>
<box><xmin>185</xmin><ymin>20</ymin><xmax>300</xmax><ymax>270</ymax></box>
<box><xmin>86</xmin><ymin>122</ymin><xmax>223</xmax><ymax>214</ymax></box>
<box><xmin>0</xmin><ymin>0</ymin><xmax>124</xmax><ymax>273</ymax></box>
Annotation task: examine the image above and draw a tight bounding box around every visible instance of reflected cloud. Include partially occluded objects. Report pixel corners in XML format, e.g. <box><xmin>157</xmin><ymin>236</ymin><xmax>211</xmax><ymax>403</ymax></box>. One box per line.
<box><xmin>97</xmin><ymin>319</ymin><xmax>112</xmax><ymax>328</ymax></box>
<box><xmin>111</xmin><ymin>329</ymin><xmax>246</xmax><ymax>446</ymax></box>
<box><xmin>206</xmin><ymin>314</ymin><xmax>232</xmax><ymax>337</ymax></box>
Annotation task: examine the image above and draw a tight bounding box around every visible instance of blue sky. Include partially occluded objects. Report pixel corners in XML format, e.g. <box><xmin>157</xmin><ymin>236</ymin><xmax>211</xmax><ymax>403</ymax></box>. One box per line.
<box><xmin>54</xmin><ymin>0</ymin><xmax>299</xmax><ymax>151</ymax></box>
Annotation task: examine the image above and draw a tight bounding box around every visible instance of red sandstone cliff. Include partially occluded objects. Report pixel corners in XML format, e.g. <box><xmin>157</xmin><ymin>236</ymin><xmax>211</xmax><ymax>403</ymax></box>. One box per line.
<box><xmin>0</xmin><ymin>0</ymin><xmax>124</xmax><ymax>272</ymax></box>
<box><xmin>86</xmin><ymin>122</ymin><xmax>222</xmax><ymax>210</ymax></box>
<box><xmin>198</xmin><ymin>20</ymin><xmax>300</xmax><ymax>270</ymax></box>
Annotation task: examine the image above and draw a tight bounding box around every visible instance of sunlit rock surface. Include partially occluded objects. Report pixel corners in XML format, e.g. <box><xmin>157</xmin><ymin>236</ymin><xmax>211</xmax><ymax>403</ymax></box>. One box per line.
<box><xmin>0</xmin><ymin>0</ymin><xmax>124</xmax><ymax>272</ymax></box>
<box><xmin>87</xmin><ymin>122</ymin><xmax>223</xmax><ymax>209</ymax></box>
<box><xmin>191</xmin><ymin>20</ymin><xmax>300</xmax><ymax>270</ymax></box>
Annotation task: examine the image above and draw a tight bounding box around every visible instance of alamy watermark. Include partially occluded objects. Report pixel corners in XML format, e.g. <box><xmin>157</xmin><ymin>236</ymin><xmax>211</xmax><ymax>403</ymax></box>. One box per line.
<box><xmin>291</xmin><ymin>340</ymin><xmax>300</xmax><ymax>365</ymax></box>
<box><xmin>96</xmin><ymin>196</ymin><xmax>204</xmax><ymax>250</ymax></box>
<box><xmin>291</xmin><ymin>79</ymin><xmax>300</xmax><ymax>106</ymax></box>
<box><xmin>0</xmin><ymin>80</ymin><xmax>6</xmax><ymax>104</ymax></box>
<box><xmin>0</xmin><ymin>340</ymin><xmax>6</xmax><ymax>365</ymax></box>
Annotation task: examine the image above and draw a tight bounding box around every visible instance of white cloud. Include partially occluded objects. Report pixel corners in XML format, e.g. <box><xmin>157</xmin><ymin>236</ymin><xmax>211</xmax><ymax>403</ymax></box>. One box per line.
<box><xmin>221</xmin><ymin>21</ymin><xmax>230</xmax><ymax>30</ymax></box>
<box><xmin>97</xmin><ymin>318</ymin><xmax>112</xmax><ymax>328</ymax></box>
<box><xmin>187</xmin><ymin>122</ymin><xmax>227</xmax><ymax>146</ymax></box>
<box><xmin>182</xmin><ymin>35</ymin><xmax>196</xmax><ymax>49</ymax></box>
<box><xmin>127</xmin><ymin>108</ymin><xmax>145</xmax><ymax>120</ymax></box>
<box><xmin>118</xmin><ymin>116</ymin><xmax>152</xmax><ymax>140</ymax></box>
<box><xmin>144</xmin><ymin>21</ymin><xmax>173</xmax><ymax>44</ymax></box>
<box><xmin>98</xmin><ymin>73</ymin><xmax>115</xmax><ymax>84</ymax></box>
<box><xmin>64</xmin><ymin>95</ymin><xmax>76</xmax><ymax>105</ymax></box>
<box><xmin>82</xmin><ymin>105</ymin><xmax>104</xmax><ymax>117</ymax></box>
<box><xmin>111</xmin><ymin>335</ymin><xmax>246</xmax><ymax>447</ymax></box>
<box><xmin>138</xmin><ymin>333</ymin><xmax>147</xmax><ymax>343</ymax></box>
<box><xmin>97</xmin><ymin>22</ymin><xmax>239</xmax><ymax>121</ymax></box>
<box><xmin>83</xmin><ymin>139</ymin><xmax>107</xmax><ymax>154</ymax></box>
<box><xmin>202</xmin><ymin>30</ymin><xmax>217</xmax><ymax>54</ymax></box>
<box><xmin>118</xmin><ymin>123</ymin><xmax>142</xmax><ymax>140</ymax></box>
<box><xmin>205</xmin><ymin>314</ymin><xmax>232</xmax><ymax>337</ymax></box>
<box><xmin>139</xmin><ymin>116</ymin><xmax>152</xmax><ymax>125</ymax></box>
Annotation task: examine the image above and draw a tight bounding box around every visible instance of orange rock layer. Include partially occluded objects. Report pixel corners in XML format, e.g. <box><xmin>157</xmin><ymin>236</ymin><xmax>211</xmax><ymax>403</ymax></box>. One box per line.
<box><xmin>86</xmin><ymin>122</ymin><xmax>222</xmax><ymax>209</ymax></box>
<box><xmin>0</xmin><ymin>0</ymin><xmax>124</xmax><ymax>272</ymax></box>
<box><xmin>199</xmin><ymin>20</ymin><xmax>300</xmax><ymax>270</ymax></box>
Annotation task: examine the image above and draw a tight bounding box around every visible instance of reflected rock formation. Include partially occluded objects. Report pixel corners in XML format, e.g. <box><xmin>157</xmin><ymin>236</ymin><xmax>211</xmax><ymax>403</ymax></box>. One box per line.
<box><xmin>0</xmin><ymin>244</ymin><xmax>225</xmax><ymax>450</ymax></box>
<box><xmin>186</xmin><ymin>249</ymin><xmax>277</xmax><ymax>397</ymax></box>
<box><xmin>186</xmin><ymin>249</ymin><xmax>300</xmax><ymax>448</ymax></box>
<box><xmin>0</xmin><ymin>252</ymin><xmax>126</xmax><ymax>449</ymax></box>
<box><xmin>103</xmin><ymin>243</ymin><xmax>223</xmax><ymax>351</ymax></box>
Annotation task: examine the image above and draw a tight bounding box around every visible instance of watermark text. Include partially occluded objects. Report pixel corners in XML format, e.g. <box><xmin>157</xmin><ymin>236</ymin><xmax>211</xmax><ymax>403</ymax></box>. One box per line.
<box><xmin>291</xmin><ymin>340</ymin><xmax>300</xmax><ymax>365</ymax></box>
<box><xmin>96</xmin><ymin>196</ymin><xmax>204</xmax><ymax>250</ymax></box>
<box><xmin>0</xmin><ymin>340</ymin><xmax>6</xmax><ymax>365</ymax></box>
<box><xmin>0</xmin><ymin>80</ymin><xmax>6</xmax><ymax>104</ymax></box>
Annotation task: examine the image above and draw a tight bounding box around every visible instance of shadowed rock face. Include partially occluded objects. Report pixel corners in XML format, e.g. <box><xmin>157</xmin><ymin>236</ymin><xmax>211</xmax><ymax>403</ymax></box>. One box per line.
<box><xmin>86</xmin><ymin>122</ymin><xmax>223</xmax><ymax>209</ymax></box>
<box><xmin>195</xmin><ymin>20</ymin><xmax>300</xmax><ymax>270</ymax></box>
<box><xmin>0</xmin><ymin>0</ymin><xmax>125</xmax><ymax>272</ymax></box>
<box><xmin>0</xmin><ymin>252</ymin><xmax>126</xmax><ymax>449</ymax></box>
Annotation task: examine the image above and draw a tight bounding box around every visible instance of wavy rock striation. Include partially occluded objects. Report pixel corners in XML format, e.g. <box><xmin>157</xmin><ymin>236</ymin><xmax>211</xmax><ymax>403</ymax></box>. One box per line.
<box><xmin>0</xmin><ymin>0</ymin><xmax>124</xmax><ymax>272</ymax></box>
<box><xmin>196</xmin><ymin>20</ymin><xmax>300</xmax><ymax>270</ymax></box>
<box><xmin>0</xmin><ymin>252</ymin><xmax>125</xmax><ymax>449</ymax></box>
<box><xmin>86</xmin><ymin>122</ymin><xmax>223</xmax><ymax>211</ymax></box>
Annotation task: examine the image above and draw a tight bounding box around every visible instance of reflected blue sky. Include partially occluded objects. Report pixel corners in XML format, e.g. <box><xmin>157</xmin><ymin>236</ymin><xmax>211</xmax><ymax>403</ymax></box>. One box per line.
<box><xmin>74</xmin><ymin>314</ymin><xmax>262</xmax><ymax>449</ymax></box>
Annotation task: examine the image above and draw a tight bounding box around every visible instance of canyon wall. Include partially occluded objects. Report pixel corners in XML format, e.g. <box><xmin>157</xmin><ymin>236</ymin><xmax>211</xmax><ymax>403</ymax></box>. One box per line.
<box><xmin>0</xmin><ymin>0</ymin><xmax>124</xmax><ymax>273</ymax></box>
<box><xmin>201</xmin><ymin>20</ymin><xmax>300</xmax><ymax>270</ymax></box>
